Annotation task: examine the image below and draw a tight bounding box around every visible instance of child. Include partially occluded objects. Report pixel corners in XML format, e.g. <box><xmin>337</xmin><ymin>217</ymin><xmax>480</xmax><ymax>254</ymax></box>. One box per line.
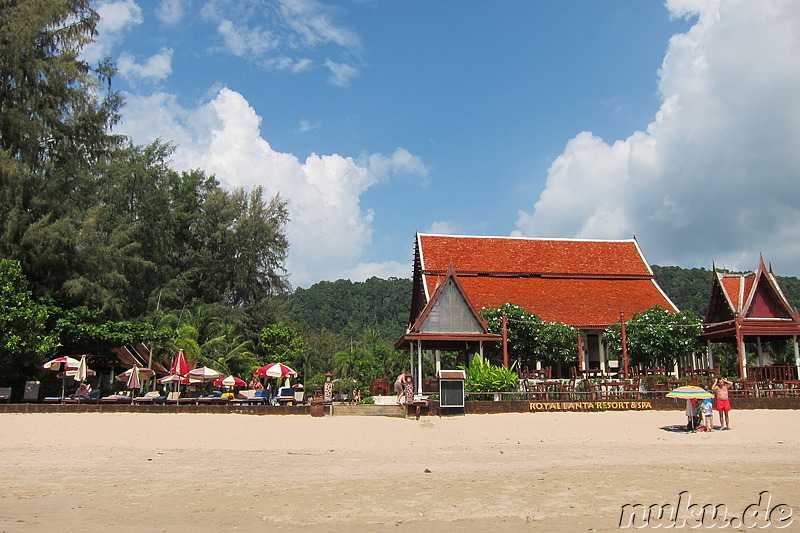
<box><xmin>701</xmin><ymin>397</ymin><xmax>714</xmax><ymax>431</ymax></box>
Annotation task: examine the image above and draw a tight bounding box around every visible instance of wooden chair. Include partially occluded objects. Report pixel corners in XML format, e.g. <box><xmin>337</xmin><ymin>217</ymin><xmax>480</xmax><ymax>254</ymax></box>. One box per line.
<box><xmin>728</xmin><ymin>380</ymin><xmax>757</xmax><ymax>398</ymax></box>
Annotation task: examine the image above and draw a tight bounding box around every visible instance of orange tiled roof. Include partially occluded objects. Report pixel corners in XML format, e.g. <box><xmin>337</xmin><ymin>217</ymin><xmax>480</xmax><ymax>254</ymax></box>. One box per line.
<box><xmin>415</xmin><ymin>234</ymin><xmax>677</xmax><ymax>328</ymax></box>
<box><xmin>415</xmin><ymin>234</ymin><xmax>677</xmax><ymax>327</ymax></box>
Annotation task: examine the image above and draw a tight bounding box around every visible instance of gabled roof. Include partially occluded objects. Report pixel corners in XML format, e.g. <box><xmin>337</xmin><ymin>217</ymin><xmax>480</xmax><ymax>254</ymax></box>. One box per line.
<box><xmin>704</xmin><ymin>257</ymin><xmax>799</xmax><ymax>326</ymax></box>
<box><xmin>396</xmin><ymin>262</ymin><xmax>502</xmax><ymax>350</ymax></box>
<box><xmin>411</xmin><ymin>262</ymin><xmax>489</xmax><ymax>334</ymax></box>
<box><xmin>409</xmin><ymin>234</ymin><xmax>678</xmax><ymax>329</ymax></box>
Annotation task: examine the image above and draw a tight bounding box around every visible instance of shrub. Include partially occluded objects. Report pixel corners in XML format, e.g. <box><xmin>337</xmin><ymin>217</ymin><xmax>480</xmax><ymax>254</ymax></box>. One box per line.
<box><xmin>461</xmin><ymin>354</ymin><xmax>519</xmax><ymax>393</ymax></box>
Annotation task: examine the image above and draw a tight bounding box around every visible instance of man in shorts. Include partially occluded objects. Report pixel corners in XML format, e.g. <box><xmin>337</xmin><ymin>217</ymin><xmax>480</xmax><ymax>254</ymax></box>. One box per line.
<box><xmin>394</xmin><ymin>373</ymin><xmax>406</xmax><ymax>404</ymax></box>
<box><xmin>712</xmin><ymin>378</ymin><xmax>733</xmax><ymax>430</ymax></box>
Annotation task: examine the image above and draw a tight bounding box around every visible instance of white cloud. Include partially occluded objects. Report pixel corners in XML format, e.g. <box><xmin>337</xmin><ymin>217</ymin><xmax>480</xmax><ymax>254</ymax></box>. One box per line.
<box><xmin>363</xmin><ymin>148</ymin><xmax>429</xmax><ymax>182</ymax></box>
<box><xmin>156</xmin><ymin>0</ymin><xmax>184</xmax><ymax>24</ymax></box>
<box><xmin>515</xmin><ymin>0</ymin><xmax>800</xmax><ymax>274</ymax></box>
<box><xmin>117</xmin><ymin>88</ymin><xmax>428</xmax><ymax>287</ymax></box>
<box><xmin>200</xmin><ymin>0</ymin><xmax>361</xmax><ymax>84</ymax></box>
<box><xmin>82</xmin><ymin>0</ymin><xmax>143</xmax><ymax>63</ymax></box>
<box><xmin>426</xmin><ymin>221</ymin><xmax>460</xmax><ymax>235</ymax></box>
<box><xmin>277</xmin><ymin>0</ymin><xmax>361</xmax><ymax>49</ymax></box>
<box><xmin>345</xmin><ymin>261</ymin><xmax>410</xmax><ymax>282</ymax></box>
<box><xmin>298</xmin><ymin>119</ymin><xmax>320</xmax><ymax>132</ymax></box>
<box><xmin>216</xmin><ymin>19</ymin><xmax>279</xmax><ymax>56</ymax></box>
<box><xmin>117</xmin><ymin>48</ymin><xmax>174</xmax><ymax>81</ymax></box>
<box><xmin>324</xmin><ymin>59</ymin><xmax>359</xmax><ymax>87</ymax></box>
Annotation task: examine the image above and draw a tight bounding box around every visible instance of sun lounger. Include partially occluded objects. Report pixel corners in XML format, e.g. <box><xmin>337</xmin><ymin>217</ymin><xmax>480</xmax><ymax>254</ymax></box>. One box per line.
<box><xmin>44</xmin><ymin>396</ymin><xmax>67</xmax><ymax>403</ymax></box>
<box><xmin>230</xmin><ymin>389</ymin><xmax>270</xmax><ymax>405</ymax></box>
<box><xmin>62</xmin><ymin>391</ymin><xmax>101</xmax><ymax>404</ymax></box>
<box><xmin>133</xmin><ymin>391</ymin><xmax>167</xmax><ymax>404</ymax></box>
<box><xmin>164</xmin><ymin>391</ymin><xmax>181</xmax><ymax>404</ymax></box>
<box><xmin>276</xmin><ymin>387</ymin><xmax>295</xmax><ymax>405</ymax></box>
<box><xmin>196</xmin><ymin>391</ymin><xmax>228</xmax><ymax>404</ymax></box>
<box><xmin>100</xmin><ymin>394</ymin><xmax>133</xmax><ymax>403</ymax></box>
<box><xmin>177</xmin><ymin>390</ymin><xmax>204</xmax><ymax>404</ymax></box>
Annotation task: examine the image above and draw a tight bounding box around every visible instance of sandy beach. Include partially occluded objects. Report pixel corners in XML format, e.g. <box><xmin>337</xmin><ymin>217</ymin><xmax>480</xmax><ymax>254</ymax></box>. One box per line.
<box><xmin>0</xmin><ymin>409</ymin><xmax>797</xmax><ymax>532</ymax></box>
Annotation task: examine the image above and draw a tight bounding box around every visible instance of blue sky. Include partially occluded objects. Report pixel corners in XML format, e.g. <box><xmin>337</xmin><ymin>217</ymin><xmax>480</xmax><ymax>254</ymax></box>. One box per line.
<box><xmin>86</xmin><ymin>0</ymin><xmax>800</xmax><ymax>287</ymax></box>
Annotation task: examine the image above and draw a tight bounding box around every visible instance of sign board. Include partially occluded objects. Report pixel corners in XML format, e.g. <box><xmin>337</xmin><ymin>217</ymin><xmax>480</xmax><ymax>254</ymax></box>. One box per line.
<box><xmin>439</xmin><ymin>380</ymin><xmax>464</xmax><ymax>408</ymax></box>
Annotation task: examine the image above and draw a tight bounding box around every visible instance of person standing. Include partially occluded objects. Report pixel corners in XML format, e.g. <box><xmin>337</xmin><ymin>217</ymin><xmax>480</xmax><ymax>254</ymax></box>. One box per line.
<box><xmin>394</xmin><ymin>373</ymin><xmax>405</xmax><ymax>404</ymax></box>
<box><xmin>712</xmin><ymin>378</ymin><xmax>733</xmax><ymax>430</ymax></box>
<box><xmin>701</xmin><ymin>397</ymin><xmax>714</xmax><ymax>432</ymax></box>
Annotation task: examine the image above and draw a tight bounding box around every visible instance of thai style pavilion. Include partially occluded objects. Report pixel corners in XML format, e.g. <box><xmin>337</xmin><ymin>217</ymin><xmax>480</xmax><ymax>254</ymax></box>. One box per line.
<box><xmin>395</xmin><ymin>233</ymin><xmax>678</xmax><ymax>390</ymax></box>
<box><xmin>701</xmin><ymin>257</ymin><xmax>800</xmax><ymax>379</ymax></box>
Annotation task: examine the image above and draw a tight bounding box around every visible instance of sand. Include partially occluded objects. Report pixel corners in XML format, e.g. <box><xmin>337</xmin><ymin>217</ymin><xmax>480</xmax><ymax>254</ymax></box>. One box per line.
<box><xmin>0</xmin><ymin>409</ymin><xmax>798</xmax><ymax>532</ymax></box>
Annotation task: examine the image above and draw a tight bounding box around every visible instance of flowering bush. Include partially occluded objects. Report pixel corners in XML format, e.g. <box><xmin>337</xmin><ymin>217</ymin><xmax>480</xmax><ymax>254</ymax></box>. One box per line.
<box><xmin>604</xmin><ymin>306</ymin><xmax>702</xmax><ymax>370</ymax></box>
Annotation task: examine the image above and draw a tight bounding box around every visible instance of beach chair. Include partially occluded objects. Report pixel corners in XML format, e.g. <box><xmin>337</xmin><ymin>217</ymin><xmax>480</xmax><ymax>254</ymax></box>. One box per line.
<box><xmin>133</xmin><ymin>391</ymin><xmax>166</xmax><ymax>404</ymax></box>
<box><xmin>197</xmin><ymin>391</ymin><xmax>228</xmax><ymax>404</ymax></box>
<box><xmin>101</xmin><ymin>392</ymin><xmax>133</xmax><ymax>403</ymax></box>
<box><xmin>178</xmin><ymin>390</ymin><xmax>204</xmax><ymax>405</ymax></box>
<box><xmin>276</xmin><ymin>387</ymin><xmax>295</xmax><ymax>405</ymax></box>
<box><xmin>164</xmin><ymin>391</ymin><xmax>181</xmax><ymax>404</ymax></box>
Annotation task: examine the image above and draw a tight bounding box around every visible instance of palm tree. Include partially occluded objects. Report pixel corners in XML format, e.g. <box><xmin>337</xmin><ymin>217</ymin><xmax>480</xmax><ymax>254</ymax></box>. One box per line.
<box><xmin>200</xmin><ymin>323</ymin><xmax>256</xmax><ymax>377</ymax></box>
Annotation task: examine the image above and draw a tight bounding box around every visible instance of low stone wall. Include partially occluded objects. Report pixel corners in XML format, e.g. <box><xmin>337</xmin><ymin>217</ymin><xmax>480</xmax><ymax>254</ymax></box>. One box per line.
<box><xmin>0</xmin><ymin>403</ymin><xmax>310</xmax><ymax>415</ymax></box>
<box><xmin>431</xmin><ymin>396</ymin><xmax>800</xmax><ymax>416</ymax></box>
<box><xmin>1</xmin><ymin>397</ymin><xmax>798</xmax><ymax>416</ymax></box>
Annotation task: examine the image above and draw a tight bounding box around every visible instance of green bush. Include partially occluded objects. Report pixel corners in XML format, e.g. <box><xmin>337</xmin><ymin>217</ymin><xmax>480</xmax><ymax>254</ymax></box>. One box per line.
<box><xmin>461</xmin><ymin>354</ymin><xmax>519</xmax><ymax>393</ymax></box>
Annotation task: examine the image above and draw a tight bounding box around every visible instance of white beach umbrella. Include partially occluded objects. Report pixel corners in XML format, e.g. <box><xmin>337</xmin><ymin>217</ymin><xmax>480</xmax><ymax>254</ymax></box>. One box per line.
<box><xmin>73</xmin><ymin>355</ymin><xmax>89</xmax><ymax>383</ymax></box>
<box><xmin>186</xmin><ymin>366</ymin><xmax>222</xmax><ymax>382</ymax></box>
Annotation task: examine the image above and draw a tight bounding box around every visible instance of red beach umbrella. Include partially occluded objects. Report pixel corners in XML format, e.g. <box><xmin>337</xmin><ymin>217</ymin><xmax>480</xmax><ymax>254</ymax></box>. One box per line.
<box><xmin>170</xmin><ymin>349</ymin><xmax>189</xmax><ymax>376</ymax></box>
<box><xmin>213</xmin><ymin>375</ymin><xmax>246</xmax><ymax>387</ymax></box>
<box><xmin>254</xmin><ymin>363</ymin><xmax>297</xmax><ymax>378</ymax></box>
<box><xmin>42</xmin><ymin>356</ymin><xmax>81</xmax><ymax>371</ymax></box>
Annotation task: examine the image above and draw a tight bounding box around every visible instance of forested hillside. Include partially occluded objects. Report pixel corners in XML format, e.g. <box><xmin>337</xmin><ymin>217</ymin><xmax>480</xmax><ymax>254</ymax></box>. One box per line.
<box><xmin>286</xmin><ymin>277</ymin><xmax>412</xmax><ymax>341</ymax></box>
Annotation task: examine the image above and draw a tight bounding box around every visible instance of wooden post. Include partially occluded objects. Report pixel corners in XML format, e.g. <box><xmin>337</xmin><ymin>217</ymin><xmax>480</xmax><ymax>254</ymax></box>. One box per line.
<box><xmin>621</xmin><ymin>312</ymin><xmax>629</xmax><ymax>380</ymax></box>
<box><xmin>502</xmin><ymin>312</ymin><xmax>509</xmax><ymax>369</ymax></box>
<box><xmin>576</xmin><ymin>333</ymin><xmax>584</xmax><ymax>372</ymax></box>
<box><xmin>735</xmin><ymin>322</ymin><xmax>746</xmax><ymax>379</ymax></box>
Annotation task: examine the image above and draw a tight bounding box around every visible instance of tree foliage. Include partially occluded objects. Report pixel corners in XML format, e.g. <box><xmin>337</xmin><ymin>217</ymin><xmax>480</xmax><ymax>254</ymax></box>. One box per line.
<box><xmin>481</xmin><ymin>303</ymin><xmax>577</xmax><ymax>374</ymax></box>
<box><xmin>0</xmin><ymin>259</ymin><xmax>58</xmax><ymax>386</ymax></box>
<box><xmin>604</xmin><ymin>305</ymin><xmax>703</xmax><ymax>370</ymax></box>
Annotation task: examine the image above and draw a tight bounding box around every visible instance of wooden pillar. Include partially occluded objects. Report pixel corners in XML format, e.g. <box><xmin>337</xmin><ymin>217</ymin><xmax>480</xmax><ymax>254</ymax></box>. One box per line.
<box><xmin>501</xmin><ymin>313</ymin><xmax>509</xmax><ymax>369</ymax></box>
<box><xmin>620</xmin><ymin>312</ymin><xmax>629</xmax><ymax>380</ymax></box>
<box><xmin>576</xmin><ymin>333</ymin><xmax>584</xmax><ymax>371</ymax></box>
<box><xmin>417</xmin><ymin>340</ymin><xmax>423</xmax><ymax>394</ymax></box>
<box><xmin>735</xmin><ymin>322</ymin><xmax>746</xmax><ymax>379</ymax></box>
<box><xmin>756</xmin><ymin>336</ymin><xmax>764</xmax><ymax>366</ymax></box>
<box><xmin>707</xmin><ymin>340</ymin><xmax>714</xmax><ymax>370</ymax></box>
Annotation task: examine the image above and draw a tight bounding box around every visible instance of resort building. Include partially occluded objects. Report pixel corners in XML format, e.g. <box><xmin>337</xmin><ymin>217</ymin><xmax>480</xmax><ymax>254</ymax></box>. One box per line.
<box><xmin>395</xmin><ymin>233</ymin><xmax>678</xmax><ymax>389</ymax></box>
<box><xmin>701</xmin><ymin>257</ymin><xmax>800</xmax><ymax>379</ymax></box>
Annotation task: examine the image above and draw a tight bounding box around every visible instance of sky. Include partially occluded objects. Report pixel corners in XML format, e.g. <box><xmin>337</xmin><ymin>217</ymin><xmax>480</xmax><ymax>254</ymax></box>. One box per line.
<box><xmin>85</xmin><ymin>0</ymin><xmax>800</xmax><ymax>288</ymax></box>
